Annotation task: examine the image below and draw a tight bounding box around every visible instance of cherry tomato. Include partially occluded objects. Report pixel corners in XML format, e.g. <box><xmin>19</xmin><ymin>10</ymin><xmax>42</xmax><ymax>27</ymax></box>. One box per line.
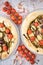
<box><xmin>26</xmin><ymin>56</ymin><xmax>30</xmax><ymax>61</ymax></box>
<box><xmin>18</xmin><ymin>16</ymin><xmax>22</xmax><ymax>20</ymax></box>
<box><xmin>17</xmin><ymin>20</ymin><xmax>22</xmax><ymax>24</ymax></box>
<box><xmin>17</xmin><ymin>46</ymin><xmax>22</xmax><ymax>51</ymax></box>
<box><xmin>7</xmin><ymin>34</ymin><xmax>13</xmax><ymax>39</ymax></box>
<box><xmin>39</xmin><ymin>40</ymin><xmax>43</xmax><ymax>46</ymax></box>
<box><xmin>41</xmin><ymin>29</ymin><xmax>43</xmax><ymax>33</ymax></box>
<box><xmin>24</xmin><ymin>49</ymin><xmax>28</xmax><ymax>54</ymax></box>
<box><xmin>4</xmin><ymin>1</ymin><xmax>10</xmax><ymax>6</ymax></box>
<box><xmin>14</xmin><ymin>12</ymin><xmax>19</xmax><ymax>17</ymax></box>
<box><xmin>21</xmin><ymin>45</ymin><xmax>25</xmax><ymax>50</ymax></box>
<box><xmin>28</xmin><ymin>52</ymin><xmax>32</xmax><ymax>56</ymax></box>
<box><xmin>14</xmin><ymin>20</ymin><xmax>18</xmax><ymax>24</ymax></box>
<box><xmin>27</xmin><ymin>29</ymin><xmax>32</xmax><ymax>35</ymax></box>
<box><xmin>2</xmin><ymin>7</ymin><xmax>7</xmax><ymax>12</ymax></box>
<box><xmin>32</xmin><ymin>54</ymin><xmax>36</xmax><ymax>59</ymax></box>
<box><xmin>11</xmin><ymin>8</ymin><xmax>16</xmax><ymax>14</ymax></box>
<box><xmin>2</xmin><ymin>45</ymin><xmax>8</xmax><ymax>51</ymax></box>
<box><xmin>7</xmin><ymin>6</ymin><xmax>12</xmax><ymax>10</ymax></box>
<box><xmin>10</xmin><ymin>15</ymin><xmax>16</xmax><ymax>21</ymax></box>
<box><xmin>0</xmin><ymin>23</ymin><xmax>4</xmax><ymax>28</ymax></box>
<box><xmin>6</xmin><ymin>10</ymin><xmax>11</xmax><ymax>15</ymax></box>
<box><xmin>5</xmin><ymin>28</ymin><xmax>10</xmax><ymax>34</ymax></box>
<box><xmin>22</xmin><ymin>53</ymin><xmax>26</xmax><ymax>57</ymax></box>
<box><xmin>30</xmin><ymin>60</ymin><xmax>35</xmax><ymax>64</ymax></box>
<box><xmin>34</xmin><ymin>22</ymin><xmax>39</xmax><ymax>27</ymax></box>
<box><xmin>30</xmin><ymin>36</ymin><xmax>35</xmax><ymax>42</ymax></box>
<box><xmin>19</xmin><ymin>50</ymin><xmax>24</xmax><ymax>56</ymax></box>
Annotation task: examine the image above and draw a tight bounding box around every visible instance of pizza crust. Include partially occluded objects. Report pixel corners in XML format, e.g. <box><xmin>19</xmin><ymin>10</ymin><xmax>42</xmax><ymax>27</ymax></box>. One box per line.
<box><xmin>21</xmin><ymin>10</ymin><xmax>43</xmax><ymax>54</ymax></box>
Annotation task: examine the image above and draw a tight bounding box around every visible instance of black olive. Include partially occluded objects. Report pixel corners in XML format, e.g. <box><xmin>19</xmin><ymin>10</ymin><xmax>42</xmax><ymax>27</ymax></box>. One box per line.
<box><xmin>41</xmin><ymin>25</ymin><xmax>43</xmax><ymax>29</ymax></box>
<box><xmin>37</xmin><ymin>50</ymin><xmax>39</xmax><ymax>52</ymax></box>
<box><xmin>0</xmin><ymin>40</ymin><xmax>3</xmax><ymax>44</ymax></box>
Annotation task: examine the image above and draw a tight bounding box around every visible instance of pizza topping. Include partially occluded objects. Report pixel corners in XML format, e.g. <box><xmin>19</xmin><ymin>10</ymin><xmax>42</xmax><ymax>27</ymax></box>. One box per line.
<box><xmin>5</xmin><ymin>28</ymin><xmax>10</xmax><ymax>34</ymax></box>
<box><xmin>30</xmin><ymin>36</ymin><xmax>35</xmax><ymax>42</ymax></box>
<box><xmin>27</xmin><ymin>29</ymin><xmax>32</xmax><ymax>35</ymax></box>
<box><xmin>0</xmin><ymin>23</ymin><xmax>4</xmax><ymax>28</ymax></box>
<box><xmin>39</xmin><ymin>40</ymin><xmax>43</xmax><ymax>46</ymax></box>
<box><xmin>2</xmin><ymin>44</ymin><xmax>8</xmax><ymax>51</ymax></box>
<box><xmin>7</xmin><ymin>34</ymin><xmax>13</xmax><ymax>39</ymax></box>
<box><xmin>41</xmin><ymin>29</ymin><xmax>43</xmax><ymax>33</ymax></box>
<box><xmin>34</xmin><ymin>22</ymin><xmax>39</xmax><ymax>27</ymax></box>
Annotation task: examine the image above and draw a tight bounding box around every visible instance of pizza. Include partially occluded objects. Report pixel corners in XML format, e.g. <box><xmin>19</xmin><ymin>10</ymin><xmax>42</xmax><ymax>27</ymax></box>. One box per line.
<box><xmin>21</xmin><ymin>10</ymin><xmax>43</xmax><ymax>54</ymax></box>
<box><xmin>0</xmin><ymin>16</ymin><xmax>18</xmax><ymax>59</ymax></box>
